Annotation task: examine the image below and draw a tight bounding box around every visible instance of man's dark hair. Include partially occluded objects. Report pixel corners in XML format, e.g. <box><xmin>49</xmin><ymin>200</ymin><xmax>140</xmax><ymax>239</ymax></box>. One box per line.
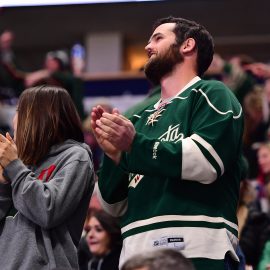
<box><xmin>121</xmin><ymin>249</ymin><xmax>195</xmax><ymax>270</ymax></box>
<box><xmin>153</xmin><ymin>16</ymin><xmax>214</xmax><ymax>76</ymax></box>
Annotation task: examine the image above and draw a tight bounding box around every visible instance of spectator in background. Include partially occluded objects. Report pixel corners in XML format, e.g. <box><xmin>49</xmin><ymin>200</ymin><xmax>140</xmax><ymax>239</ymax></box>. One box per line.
<box><xmin>121</xmin><ymin>249</ymin><xmax>195</xmax><ymax>270</ymax></box>
<box><xmin>237</xmin><ymin>179</ymin><xmax>257</xmax><ymax>239</ymax></box>
<box><xmin>204</xmin><ymin>54</ymin><xmax>270</xmax><ymax>180</ymax></box>
<box><xmin>0</xmin><ymin>29</ymin><xmax>25</xmax><ymax>140</ymax></box>
<box><xmin>258</xmin><ymin>240</ymin><xmax>270</xmax><ymax>270</ymax></box>
<box><xmin>255</xmin><ymin>142</ymin><xmax>270</xmax><ymax>214</ymax></box>
<box><xmin>245</xmin><ymin>62</ymin><xmax>270</xmax><ymax>80</ymax></box>
<box><xmin>242</xmin><ymin>86</ymin><xmax>269</xmax><ymax>178</ymax></box>
<box><xmin>0</xmin><ymin>29</ymin><xmax>25</xmax><ymax>99</ymax></box>
<box><xmin>25</xmin><ymin>50</ymin><xmax>86</xmax><ymax>120</ymax></box>
<box><xmin>78</xmin><ymin>210</ymin><xmax>122</xmax><ymax>270</ymax></box>
<box><xmin>240</xmin><ymin>142</ymin><xmax>270</xmax><ymax>269</ymax></box>
<box><xmin>0</xmin><ymin>30</ymin><xmax>16</xmax><ymax>64</ymax></box>
<box><xmin>78</xmin><ymin>182</ymin><xmax>102</xmax><ymax>270</ymax></box>
<box><xmin>236</xmin><ymin>157</ymin><xmax>255</xmax><ymax>270</ymax></box>
<box><xmin>83</xmin><ymin>99</ymin><xmax>113</xmax><ymax>171</ymax></box>
<box><xmin>0</xmin><ymin>85</ymin><xmax>94</xmax><ymax>270</ymax></box>
<box><xmin>204</xmin><ymin>53</ymin><xmax>257</xmax><ymax>105</ymax></box>
<box><xmin>263</xmin><ymin>79</ymin><xmax>270</xmax><ymax>139</ymax></box>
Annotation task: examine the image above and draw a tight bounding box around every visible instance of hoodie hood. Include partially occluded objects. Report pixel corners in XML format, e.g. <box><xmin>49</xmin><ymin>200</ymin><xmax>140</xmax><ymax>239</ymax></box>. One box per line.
<box><xmin>48</xmin><ymin>139</ymin><xmax>93</xmax><ymax>160</ymax></box>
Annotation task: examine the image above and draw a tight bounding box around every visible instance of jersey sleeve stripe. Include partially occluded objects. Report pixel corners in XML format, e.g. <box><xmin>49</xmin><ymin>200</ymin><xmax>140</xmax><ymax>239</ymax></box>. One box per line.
<box><xmin>191</xmin><ymin>134</ymin><xmax>224</xmax><ymax>175</ymax></box>
<box><xmin>182</xmin><ymin>137</ymin><xmax>217</xmax><ymax>183</ymax></box>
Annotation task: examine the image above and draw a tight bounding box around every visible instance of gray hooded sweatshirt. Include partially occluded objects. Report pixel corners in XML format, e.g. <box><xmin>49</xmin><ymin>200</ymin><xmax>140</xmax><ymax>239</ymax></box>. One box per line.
<box><xmin>0</xmin><ymin>139</ymin><xmax>94</xmax><ymax>270</ymax></box>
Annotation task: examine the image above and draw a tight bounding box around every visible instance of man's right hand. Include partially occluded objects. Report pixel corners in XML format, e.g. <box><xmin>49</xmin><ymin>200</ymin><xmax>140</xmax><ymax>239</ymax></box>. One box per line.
<box><xmin>91</xmin><ymin>105</ymin><xmax>122</xmax><ymax>164</ymax></box>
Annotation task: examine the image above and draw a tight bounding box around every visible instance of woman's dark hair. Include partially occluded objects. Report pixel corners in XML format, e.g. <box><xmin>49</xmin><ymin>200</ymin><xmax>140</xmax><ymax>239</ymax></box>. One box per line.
<box><xmin>90</xmin><ymin>210</ymin><xmax>122</xmax><ymax>250</ymax></box>
<box><xmin>153</xmin><ymin>16</ymin><xmax>214</xmax><ymax>76</ymax></box>
<box><xmin>16</xmin><ymin>85</ymin><xmax>84</xmax><ymax>165</ymax></box>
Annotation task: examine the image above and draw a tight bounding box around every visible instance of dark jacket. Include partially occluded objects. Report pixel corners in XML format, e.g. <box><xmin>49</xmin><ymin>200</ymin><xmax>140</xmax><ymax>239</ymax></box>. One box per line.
<box><xmin>240</xmin><ymin>200</ymin><xmax>270</xmax><ymax>268</ymax></box>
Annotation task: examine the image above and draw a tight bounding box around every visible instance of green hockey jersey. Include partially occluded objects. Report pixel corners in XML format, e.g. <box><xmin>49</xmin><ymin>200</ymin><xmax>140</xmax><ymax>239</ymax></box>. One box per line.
<box><xmin>97</xmin><ymin>76</ymin><xmax>244</xmax><ymax>270</ymax></box>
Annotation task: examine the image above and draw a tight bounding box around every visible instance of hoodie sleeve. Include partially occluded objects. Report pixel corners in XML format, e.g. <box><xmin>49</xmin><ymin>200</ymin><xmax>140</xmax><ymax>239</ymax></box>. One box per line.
<box><xmin>3</xmin><ymin>150</ymin><xmax>94</xmax><ymax>229</ymax></box>
<box><xmin>0</xmin><ymin>182</ymin><xmax>12</xmax><ymax>221</ymax></box>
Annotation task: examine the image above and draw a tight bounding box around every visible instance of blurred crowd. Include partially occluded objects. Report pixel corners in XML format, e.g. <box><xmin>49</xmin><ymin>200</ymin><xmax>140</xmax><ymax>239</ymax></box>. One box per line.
<box><xmin>0</xmin><ymin>30</ymin><xmax>85</xmax><ymax>132</ymax></box>
<box><xmin>1</xmin><ymin>28</ymin><xmax>270</xmax><ymax>270</ymax></box>
<box><xmin>204</xmin><ymin>53</ymin><xmax>270</xmax><ymax>270</ymax></box>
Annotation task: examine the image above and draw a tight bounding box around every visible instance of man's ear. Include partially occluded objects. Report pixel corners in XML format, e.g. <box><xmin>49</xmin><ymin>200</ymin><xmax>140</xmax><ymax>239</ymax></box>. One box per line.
<box><xmin>180</xmin><ymin>38</ymin><xmax>196</xmax><ymax>54</ymax></box>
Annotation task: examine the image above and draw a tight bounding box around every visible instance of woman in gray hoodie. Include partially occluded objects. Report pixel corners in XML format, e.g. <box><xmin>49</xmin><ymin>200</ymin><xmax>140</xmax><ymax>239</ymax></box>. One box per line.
<box><xmin>0</xmin><ymin>85</ymin><xmax>95</xmax><ymax>270</ymax></box>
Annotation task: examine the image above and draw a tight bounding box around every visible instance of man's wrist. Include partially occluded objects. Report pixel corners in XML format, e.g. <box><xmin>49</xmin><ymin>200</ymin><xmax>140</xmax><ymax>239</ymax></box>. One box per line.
<box><xmin>106</xmin><ymin>151</ymin><xmax>122</xmax><ymax>165</ymax></box>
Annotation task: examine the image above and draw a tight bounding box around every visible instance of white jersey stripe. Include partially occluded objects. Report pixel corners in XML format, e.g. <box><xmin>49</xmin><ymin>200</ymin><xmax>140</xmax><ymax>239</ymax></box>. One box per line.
<box><xmin>121</xmin><ymin>214</ymin><xmax>238</xmax><ymax>234</ymax></box>
<box><xmin>182</xmin><ymin>137</ymin><xmax>217</xmax><ymax>183</ymax></box>
<box><xmin>191</xmin><ymin>134</ymin><xmax>225</xmax><ymax>175</ymax></box>
<box><xmin>194</xmin><ymin>88</ymin><xmax>242</xmax><ymax>119</ymax></box>
<box><xmin>197</xmin><ymin>88</ymin><xmax>242</xmax><ymax>119</ymax></box>
<box><xmin>174</xmin><ymin>88</ymin><xmax>242</xmax><ymax>120</ymax></box>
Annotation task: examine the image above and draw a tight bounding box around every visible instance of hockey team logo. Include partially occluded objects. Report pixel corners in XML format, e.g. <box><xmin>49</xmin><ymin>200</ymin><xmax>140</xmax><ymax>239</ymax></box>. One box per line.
<box><xmin>158</xmin><ymin>124</ymin><xmax>184</xmax><ymax>143</ymax></box>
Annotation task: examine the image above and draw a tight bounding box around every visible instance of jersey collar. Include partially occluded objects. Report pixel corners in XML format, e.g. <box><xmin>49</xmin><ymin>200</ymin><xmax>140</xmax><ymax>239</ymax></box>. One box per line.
<box><xmin>154</xmin><ymin>76</ymin><xmax>201</xmax><ymax>109</ymax></box>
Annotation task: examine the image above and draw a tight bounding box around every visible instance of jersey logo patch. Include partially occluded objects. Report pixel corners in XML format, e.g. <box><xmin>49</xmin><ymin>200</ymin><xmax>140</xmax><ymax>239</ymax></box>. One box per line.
<box><xmin>128</xmin><ymin>174</ymin><xmax>144</xmax><ymax>188</ymax></box>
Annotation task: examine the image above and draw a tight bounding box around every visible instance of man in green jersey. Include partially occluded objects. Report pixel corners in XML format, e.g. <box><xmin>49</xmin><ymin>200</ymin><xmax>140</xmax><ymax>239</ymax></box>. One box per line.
<box><xmin>91</xmin><ymin>16</ymin><xmax>243</xmax><ymax>270</ymax></box>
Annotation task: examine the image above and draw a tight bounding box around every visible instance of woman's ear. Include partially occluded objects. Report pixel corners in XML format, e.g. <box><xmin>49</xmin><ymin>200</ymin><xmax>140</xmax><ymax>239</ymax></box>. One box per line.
<box><xmin>181</xmin><ymin>38</ymin><xmax>196</xmax><ymax>54</ymax></box>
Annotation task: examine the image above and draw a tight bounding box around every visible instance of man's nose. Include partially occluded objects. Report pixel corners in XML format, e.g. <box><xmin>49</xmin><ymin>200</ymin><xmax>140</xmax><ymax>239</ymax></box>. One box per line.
<box><xmin>145</xmin><ymin>41</ymin><xmax>152</xmax><ymax>52</ymax></box>
<box><xmin>145</xmin><ymin>45</ymin><xmax>154</xmax><ymax>58</ymax></box>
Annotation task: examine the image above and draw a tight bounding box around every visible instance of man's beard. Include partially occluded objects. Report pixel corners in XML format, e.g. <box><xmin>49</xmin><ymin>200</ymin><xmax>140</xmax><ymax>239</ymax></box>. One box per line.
<box><xmin>144</xmin><ymin>43</ymin><xmax>183</xmax><ymax>86</ymax></box>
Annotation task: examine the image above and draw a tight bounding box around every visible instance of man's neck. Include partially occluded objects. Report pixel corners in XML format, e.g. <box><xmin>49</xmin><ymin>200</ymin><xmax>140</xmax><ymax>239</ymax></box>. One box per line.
<box><xmin>160</xmin><ymin>64</ymin><xmax>197</xmax><ymax>100</ymax></box>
